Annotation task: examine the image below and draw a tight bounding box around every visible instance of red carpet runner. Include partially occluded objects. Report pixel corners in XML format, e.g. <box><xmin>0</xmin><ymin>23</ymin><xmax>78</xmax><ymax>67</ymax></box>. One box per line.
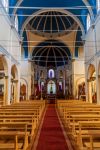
<box><xmin>36</xmin><ymin>104</ymin><xmax>70</xmax><ymax>150</ymax></box>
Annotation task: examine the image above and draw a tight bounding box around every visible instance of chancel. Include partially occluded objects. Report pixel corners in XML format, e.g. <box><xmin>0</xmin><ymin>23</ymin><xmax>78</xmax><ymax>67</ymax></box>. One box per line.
<box><xmin>0</xmin><ymin>0</ymin><xmax>100</xmax><ymax>149</ymax></box>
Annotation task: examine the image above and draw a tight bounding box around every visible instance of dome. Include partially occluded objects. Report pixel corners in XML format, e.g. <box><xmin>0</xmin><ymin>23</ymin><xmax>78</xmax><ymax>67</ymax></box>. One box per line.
<box><xmin>32</xmin><ymin>40</ymin><xmax>71</xmax><ymax>67</ymax></box>
<box><xmin>28</xmin><ymin>10</ymin><xmax>77</xmax><ymax>38</ymax></box>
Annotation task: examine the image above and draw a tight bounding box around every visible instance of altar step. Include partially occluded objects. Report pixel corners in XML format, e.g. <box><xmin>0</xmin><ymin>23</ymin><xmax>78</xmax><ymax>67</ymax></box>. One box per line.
<box><xmin>47</xmin><ymin>94</ymin><xmax>56</xmax><ymax>104</ymax></box>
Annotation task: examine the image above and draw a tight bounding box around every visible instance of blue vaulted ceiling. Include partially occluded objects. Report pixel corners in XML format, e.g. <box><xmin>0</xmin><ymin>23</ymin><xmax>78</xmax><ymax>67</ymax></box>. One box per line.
<box><xmin>9</xmin><ymin>0</ymin><xmax>96</xmax><ymax>32</ymax></box>
<box><xmin>9</xmin><ymin>0</ymin><xmax>96</xmax><ymax>64</ymax></box>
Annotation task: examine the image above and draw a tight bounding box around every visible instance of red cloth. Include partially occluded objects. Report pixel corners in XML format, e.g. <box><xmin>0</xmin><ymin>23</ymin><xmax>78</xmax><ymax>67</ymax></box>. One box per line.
<box><xmin>35</xmin><ymin>104</ymin><xmax>69</xmax><ymax>150</ymax></box>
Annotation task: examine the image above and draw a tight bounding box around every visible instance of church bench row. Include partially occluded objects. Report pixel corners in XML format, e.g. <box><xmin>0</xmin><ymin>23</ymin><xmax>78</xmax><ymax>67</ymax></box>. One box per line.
<box><xmin>57</xmin><ymin>100</ymin><xmax>100</xmax><ymax>150</ymax></box>
<box><xmin>76</xmin><ymin>121</ymin><xmax>100</xmax><ymax>150</ymax></box>
<box><xmin>0</xmin><ymin>123</ymin><xmax>31</xmax><ymax>149</ymax></box>
<box><xmin>0</xmin><ymin>100</ymin><xmax>45</xmax><ymax>150</ymax></box>
<box><xmin>0</xmin><ymin>131</ymin><xmax>29</xmax><ymax>150</ymax></box>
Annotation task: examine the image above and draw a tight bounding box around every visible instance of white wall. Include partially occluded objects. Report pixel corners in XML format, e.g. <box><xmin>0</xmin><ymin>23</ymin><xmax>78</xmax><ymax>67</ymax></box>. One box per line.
<box><xmin>84</xmin><ymin>13</ymin><xmax>100</xmax><ymax>103</ymax></box>
<box><xmin>0</xmin><ymin>2</ymin><xmax>21</xmax><ymax>104</ymax></box>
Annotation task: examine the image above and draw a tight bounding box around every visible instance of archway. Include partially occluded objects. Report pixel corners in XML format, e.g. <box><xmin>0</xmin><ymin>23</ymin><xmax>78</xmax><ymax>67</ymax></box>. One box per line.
<box><xmin>11</xmin><ymin>65</ymin><xmax>18</xmax><ymax>104</ymax></box>
<box><xmin>87</xmin><ymin>64</ymin><xmax>97</xmax><ymax>103</ymax></box>
<box><xmin>0</xmin><ymin>56</ymin><xmax>8</xmax><ymax>105</ymax></box>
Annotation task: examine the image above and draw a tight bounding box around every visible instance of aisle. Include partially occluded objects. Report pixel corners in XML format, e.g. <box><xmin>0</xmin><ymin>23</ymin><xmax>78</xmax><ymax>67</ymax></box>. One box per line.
<box><xmin>35</xmin><ymin>104</ymin><xmax>72</xmax><ymax>150</ymax></box>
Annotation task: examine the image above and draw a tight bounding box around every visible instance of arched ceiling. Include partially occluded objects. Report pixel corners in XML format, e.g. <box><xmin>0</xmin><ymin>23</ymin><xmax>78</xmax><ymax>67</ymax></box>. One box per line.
<box><xmin>9</xmin><ymin>0</ymin><xmax>96</xmax><ymax>68</ymax></box>
<box><xmin>32</xmin><ymin>40</ymin><xmax>71</xmax><ymax>67</ymax></box>
<box><xmin>9</xmin><ymin>0</ymin><xmax>96</xmax><ymax>33</ymax></box>
<box><xmin>27</xmin><ymin>10</ymin><xmax>77</xmax><ymax>38</ymax></box>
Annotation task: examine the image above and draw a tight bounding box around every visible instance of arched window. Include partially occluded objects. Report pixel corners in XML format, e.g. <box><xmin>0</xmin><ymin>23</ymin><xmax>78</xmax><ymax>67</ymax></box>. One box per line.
<box><xmin>2</xmin><ymin>0</ymin><xmax>9</xmax><ymax>12</ymax></box>
<box><xmin>15</xmin><ymin>15</ymin><xmax>18</xmax><ymax>32</ymax></box>
<box><xmin>87</xmin><ymin>14</ymin><xmax>91</xmax><ymax>31</ymax></box>
<box><xmin>48</xmin><ymin>69</ymin><xmax>55</xmax><ymax>78</ymax></box>
<box><xmin>97</xmin><ymin>0</ymin><xmax>100</xmax><ymax>12</ymax></box>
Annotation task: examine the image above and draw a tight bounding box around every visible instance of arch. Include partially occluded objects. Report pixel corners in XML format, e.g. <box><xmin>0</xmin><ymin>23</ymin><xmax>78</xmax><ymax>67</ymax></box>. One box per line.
<box><xmin>31</xmin><ymin>39</ymin><xmax>72</xmax><ymax>67</ymax></box>
<box><xmin>21</xmin><ymin>9</ymin><xmax>85</xmax><ymax>37</ymax></box>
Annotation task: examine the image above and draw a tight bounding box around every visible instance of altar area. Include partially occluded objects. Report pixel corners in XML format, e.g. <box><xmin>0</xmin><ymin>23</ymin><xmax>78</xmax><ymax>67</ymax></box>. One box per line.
<box><xmin>33</xmin><ymin>67</ymin><xmax>68</xmax><ymax>101</ymax></box>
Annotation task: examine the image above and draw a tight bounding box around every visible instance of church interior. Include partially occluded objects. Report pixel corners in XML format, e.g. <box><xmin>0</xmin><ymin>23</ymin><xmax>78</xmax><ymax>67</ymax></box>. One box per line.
<box><xmin>0</xmin><ymin>0</ymin><xmax>100</xmax><ymax>149</ymax></box>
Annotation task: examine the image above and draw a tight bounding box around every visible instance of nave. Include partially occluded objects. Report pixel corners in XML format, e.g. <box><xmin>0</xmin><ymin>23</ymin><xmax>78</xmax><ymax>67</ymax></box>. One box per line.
<box><xmin>1</xmin><ymin>0</ymin><xmax>100</xmax><ymax>149</ymax></box>
<box><xmin>0</xmin><ymin>99</ymin><xmax>100</xmax><ymax>150</ymax></box>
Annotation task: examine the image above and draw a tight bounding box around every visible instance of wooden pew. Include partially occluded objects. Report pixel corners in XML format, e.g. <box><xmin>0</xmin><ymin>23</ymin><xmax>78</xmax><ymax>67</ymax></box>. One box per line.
<box><xmin>57</xmin><ymin>100</ymin><xmax>100</xmax><ymax>150</ymax></box>
<box><xmin>0</xmin><ymin>100</ymin><xmax>45</xmax><ymax>150</ymax></box>
<box><xmin>76</xmin><ymin>121</ymin><xmax>100</xmax><ymax>150</ymax></box>
<box><xmin>0</xmin><ymin>131</ymin><xmax>29</xmax><ymax>150</ymax></box>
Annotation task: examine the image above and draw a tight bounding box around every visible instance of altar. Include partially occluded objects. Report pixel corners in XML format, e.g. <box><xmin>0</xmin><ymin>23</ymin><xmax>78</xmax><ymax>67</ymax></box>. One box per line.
<box><xmin>47</xmin><ymin>80</ymin><xmax>56</xmax><ymax>103</ymax></box>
